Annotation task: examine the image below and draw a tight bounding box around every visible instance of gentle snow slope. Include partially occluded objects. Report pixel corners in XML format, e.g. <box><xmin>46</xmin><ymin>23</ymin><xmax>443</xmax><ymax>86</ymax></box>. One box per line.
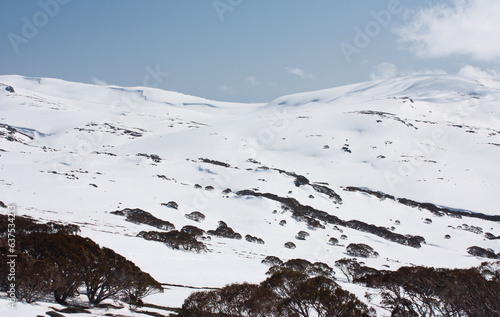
<box><xmin>1</xmin><ymin>74</ymin><xmax>499</xmax><ymax>315</ymax></box>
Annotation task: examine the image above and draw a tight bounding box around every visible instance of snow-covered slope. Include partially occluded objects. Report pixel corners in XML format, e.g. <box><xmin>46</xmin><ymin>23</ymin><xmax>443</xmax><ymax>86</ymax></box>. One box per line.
<box><xmin>1</xmin><ymin>74</ymin><xmax>500</xmax><ymax>316</ymax></box>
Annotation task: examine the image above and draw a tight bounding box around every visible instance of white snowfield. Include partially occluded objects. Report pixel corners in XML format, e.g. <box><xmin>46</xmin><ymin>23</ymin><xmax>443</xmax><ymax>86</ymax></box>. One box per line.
<box><xmin>1</xmin><ymin>74</ymin><xmax>499</xmax><ymax>316</ymax></box>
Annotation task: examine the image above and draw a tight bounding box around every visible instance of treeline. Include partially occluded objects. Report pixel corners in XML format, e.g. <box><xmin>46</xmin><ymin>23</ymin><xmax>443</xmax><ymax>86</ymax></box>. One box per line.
<box><xmin>335</xmin><ymin>258</ymin><xmax>500</xmax><ymax>317</ymax></box>
<box><xmin>179</xmin><ymin>258</ymin><xmax>376</xmax><ymax>317</ymax></box>
<box><xmin>0</xmin><ymin>215</ymin><xmax>162</xmax><ymax>307</ymax></box>
<box><xmin>179</xmin><ymin>255</ymin><xmax>500</xmax><ymax>316</ymax></box>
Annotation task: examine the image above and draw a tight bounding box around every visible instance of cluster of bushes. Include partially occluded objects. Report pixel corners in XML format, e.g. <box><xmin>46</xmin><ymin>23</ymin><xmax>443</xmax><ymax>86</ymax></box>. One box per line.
<box><xmin>311</xmin><ymin>183</ymin><xmax>343</xmax><ymax>203</ymax></box>
<box><xmin>346</xmin><ymin>243</ymin><xmax>379</xmax><ymax>258</ymax></box>
<box><xmin>137</xmin><ymin>229</ymin><xmax>208</xmax><ymax>253</ymax></box>
<box><xmin>185</xmin><ymin>211</ymin><xmax>206</xmax><ymax>222</ymax></box>
<box><xmin>335</xmin><ymin>258</ymin><xmax>500</xmax><ymax>316</ymax></box>
<box><xmin>295</xmin><ymin>231</ymin><xmax>310</xmax><ymax>240</ymax></box>
<box><xmin>273</xmin><ymin>168</ymin><xmax>310</xmax><ymax>187</ymax></box>
<box><xmin>182</xmin><ymin>254</ymin><xmax>498</xmax><ymax>316</ymax></box>
<box><xmin>291</xmin><ymin>211</ymin><xmax>326</xmax><ymax>230</ymax></box>
<box><xmin>0</xmin><ymin>215</ymin><xmax>80</xmax><ymax>236</ymax></box>
<box><xmin>162</xmin><ymin>201</ymin><xmax>179</xmax><ymax>209</ymax></box>
<box><xmin>111</xmin><ymin>208</ymin><xmax>175</xmax><ymax>231</ymax></box>
<box><xmin>467</xmin><ymin>246</ymin><xmax>499</xmax><ymax>259</ymax></box>
<box><xmin>345</xmin><ymin>220</ymin><xmax>425</xmax><ymax>248</ymax></box>
<box><xmin>245</xmin><ymin>234</ymin><xmax>265</xmax><ymax>244</ymax></box>
<box><xmin>179</xmin><ymin>260</ymin><xmax>374</xmax><ymax>317</ymax></box>
<box><xmin>344</xmin><ymin>186</ymin><xmax>500</xmax><ymax>222</ymax></box>
<box><xmin>272</xmin><ymin>168</ymin><xmax>343</xmax><ymax>204</ymax></box>
<box><xmin>137</xmin><ymin>153</ymin><xmax>162</xmax><ymax>163</ymax></box>
<box><xmin>264</xmin><ymin>258</ymin><xmax>334</xmax><ymax>279</ymax></box>
<box><xmin>484</xmin><ymin>232</ymin><xmax>500</xmax><ymax>240</ymax></box>
<box><xmin>457</xmin><ymin>223</ymin><xmax>483</xmax><ymax>234</ymax></box>
<box><xmin>199</xmin><ymin>158</ymin><xmax>231</xmax><ymax>168</ymax></box>
<box><xmin>328</xmin><ymin>237</ymin><xmax>340</xmax><ymax>246</ymax></box>
<box><xmin>207</xmin><ymin>221</ymin><xmax>242</xmax><ymax>240</ymax></box>
<box><xmin>0</xmin><ymin>215</ymin><xmax>162</xmax><ymax>307</ymax></box>
<box><xmin>236</xmin><ymin>189</ymin><xmax>425</xmax><ymax>247</ymax></box>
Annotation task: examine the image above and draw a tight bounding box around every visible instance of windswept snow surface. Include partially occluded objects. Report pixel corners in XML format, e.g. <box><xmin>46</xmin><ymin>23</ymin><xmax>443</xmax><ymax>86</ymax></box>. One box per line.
<box><xmin>1</xmin><ymin>74</ymin><xmax>500</xmax><ymax>316</ymax></box>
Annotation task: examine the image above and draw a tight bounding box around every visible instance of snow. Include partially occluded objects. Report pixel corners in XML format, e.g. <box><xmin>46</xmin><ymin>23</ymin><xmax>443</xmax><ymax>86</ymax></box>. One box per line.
<box><xmin>1</xmin><ymin>74</ymin><xmax>499</xmax><ymax>316</ymax></box>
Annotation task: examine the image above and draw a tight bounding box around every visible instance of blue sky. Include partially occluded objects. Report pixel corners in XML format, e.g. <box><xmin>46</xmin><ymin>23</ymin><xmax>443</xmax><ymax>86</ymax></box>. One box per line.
<box><xmin>1</xmin><ymin>0</ymin><xmax>499</xmax><ymax>102</ymax></box>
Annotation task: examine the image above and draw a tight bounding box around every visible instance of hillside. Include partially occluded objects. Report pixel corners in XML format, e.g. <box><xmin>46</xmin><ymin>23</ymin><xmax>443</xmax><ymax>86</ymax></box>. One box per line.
<box><xmin>1</xmin><ymin>74</ymin><xmax>499</xmax><ymax>316</ymax></box>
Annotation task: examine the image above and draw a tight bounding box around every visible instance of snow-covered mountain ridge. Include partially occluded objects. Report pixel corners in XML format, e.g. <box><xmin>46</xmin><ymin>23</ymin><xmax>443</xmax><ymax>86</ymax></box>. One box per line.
<box><xmin>1</xmin><ymin>74</ymin><xmax>499</xmax><ymax>316</ymax></box>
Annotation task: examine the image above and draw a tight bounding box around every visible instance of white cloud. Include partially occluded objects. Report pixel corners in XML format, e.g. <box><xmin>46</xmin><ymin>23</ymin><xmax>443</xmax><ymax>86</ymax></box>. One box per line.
<box><xmin>395</xmin><ymin>0</ymin><xmax>500</xmax><ymax>61</ymax></box>
<box><xmin>246</xmin><ymin>75</ymin><xmax>278</xmax><ymax>88</ymax></box>
<box><xmin>219</xmin><ymin>85</ymin><xmax>238</xmax><ymax>96</ymax></box>
<box><xmin>285</xmin><ymin>67</ymin><xmax>315</xmax><ymax>80</ymax></box>
<box><xmin>370</xmin><ymin>62</ymin><xmax>399</xmax><ymax>80</ymax></box>
<box><xmin>90</xmin><ymin>77</ymin><xmax>108</xmax><ymax>86</ymax></box>
<box><xmin>457</xmin><ymin>65</ymin><xmax>500</xmax><ymax>79</ymax></box>
<box><xmin>246</xmin><ymin>76</ymin><xmax>261</xmax><ymax>86</ymax></box>
<box><xmin>370</xmin><ymin>62</ymin><xmax>447</xmax><ymax>80</ymax></box>
<box><xmin>401</xmin><ymin>69</ymin><xmax>447</xmax><ymax>76</ymax></box>
<box><xmin>370</xmin><ymin>62</ymin><xmax>499</xmax><ymax>82</ymax></box>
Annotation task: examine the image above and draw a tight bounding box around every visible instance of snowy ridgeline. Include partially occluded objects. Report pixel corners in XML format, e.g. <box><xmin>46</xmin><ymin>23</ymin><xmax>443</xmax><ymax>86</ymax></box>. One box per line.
<box><xmin>0</xmin><ymin>74</ymin><xmax>500</xmax><ymax>316</ymax></box>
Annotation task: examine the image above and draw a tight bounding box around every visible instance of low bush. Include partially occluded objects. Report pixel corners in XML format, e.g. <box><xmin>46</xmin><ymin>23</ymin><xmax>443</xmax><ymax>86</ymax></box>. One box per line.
<box><xmin>346</xmin><ymin>243</ymin><xmax>379</xmax><ymax>258</ymax></box>
<box><xmin>111</xmin><ymin>208</ymin><xmax>175</xmax><ymax>231</ymax></box>
<box><xmin>138</xmin><ymin>231</ymin><xmax>207</xmax><ymax>253</ymax></box>
<box><xmin>245</xmin><ymin>234</ymin><xmax>265</xmax><ymax>244</ymax></box>
<box><xmin>184</xmin><ymin>211</ymin><xmax>205</xmax><ymax>222</ymax></box>
<box><xmin>207</xmin><ymin>221</ymin><xmax>242</xmax><ymax>240</ymax></box>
